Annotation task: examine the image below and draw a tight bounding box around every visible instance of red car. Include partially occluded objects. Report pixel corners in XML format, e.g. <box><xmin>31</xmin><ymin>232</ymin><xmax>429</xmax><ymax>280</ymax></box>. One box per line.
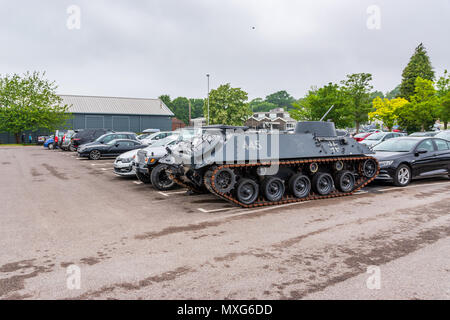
<box><xmin>353</xmin><ymin>132</ymin><xmax>372</xmax><ymax>142</ymax></box>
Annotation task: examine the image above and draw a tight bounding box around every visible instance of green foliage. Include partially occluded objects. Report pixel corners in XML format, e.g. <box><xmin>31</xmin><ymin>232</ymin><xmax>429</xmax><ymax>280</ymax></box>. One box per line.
<box><xmin>249</xmin><ymin>98</ymin><xmax>278</xmax><ymax>112</ymax></box>
<box><xmin>0</xmin><ymin>72</ymin><xmax>71</xmax><ymax>143</ymax></box>
<box><xmin>385</xmin><ymin>85</ymin><xmax>401</xmax><ymax>99</ymax></box>
<box><xmin>204</xmin><ymin>84</ymin><xmax>252</xmax><ymax>126</ymax></box>
<box><xmin>158</xmin><ymin>95</ymin><xmax>204</xmax><ymax>124</ymax></box>
<box><xmin>369</xmin><ymin>97</ymin><xmax>409</xmax><ymax>130</ymax></box>
<box><xmin>340</xmin><ymin>73</ymin><xmax>374</xmax><ymax>132</ymax></box>
<box><xmin>436</xmin><ymin>70</ymin><xmax>450</xmax><ymax>128</ymax></box>
<box><xmin>265</xmin><ymin>90</ymin><xmax>295</xmax><ymax>110</ymax></box>
<box><xmin>399</xmin><ymin>43</ymin><xmax>435</xmax><ymax>100</ymax></box>
<box><xmin>289</xmin><ymin>83</ymin><xmax>352</xmax><ymax>128</ymax></box>
<box><xmin>396</xmin><ymin>77</ymin><xmax>439</xmax><ymax>132</ymax></box>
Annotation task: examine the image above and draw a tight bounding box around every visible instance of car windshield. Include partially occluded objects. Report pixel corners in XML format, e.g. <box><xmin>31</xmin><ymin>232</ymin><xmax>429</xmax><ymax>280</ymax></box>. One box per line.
<box><xmin>95</xmin><ymin>134</ymin><xmax>109</xmax><ymax>142</ymax></box>
<box><xmin>373</xmin><ymin>139</ymin><xmax>417</xmax><ymax>152</ymax></box>
<box><xmin>366</xmin><ymin>132</ymin><xmax>385</xmax><ymax>140</ymax></box>
<box><xmin>151</xmin><ymin>135</ymin><xmax>179</xmax><ymax>147</ymax></box>
<box><xmin>354</xmin><ymin>133</ymin><xmax>368</xmax><ymax>138</ymax></box>
<box><xmin>106</xmin><ymin>139</ymin><xmax>118</xmax><ymax>145</ymax></box>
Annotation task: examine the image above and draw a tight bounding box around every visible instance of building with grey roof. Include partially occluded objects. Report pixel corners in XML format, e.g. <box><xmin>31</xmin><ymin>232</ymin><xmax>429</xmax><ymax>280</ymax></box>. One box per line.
<box><xmin>0</xmin><ymin>94</ymin><xmax>174</xmax><ymax>144</ymax></box>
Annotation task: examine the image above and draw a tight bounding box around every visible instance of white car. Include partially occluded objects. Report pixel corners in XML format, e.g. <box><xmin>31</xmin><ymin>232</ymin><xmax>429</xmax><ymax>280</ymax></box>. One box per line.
<box><xmin>113</xmin><ymin>149</ymin><xmax>140</xmax><ymax>176</ymax></box>
<box><xmin>360</xmin><ymin>132</ymin><xmax>404</xmax><ymax>148</ymax></box>
<box><xmin>140</xmin><ymin>131</ymin><xmax>174</xmax><ymax>146</ymax></box>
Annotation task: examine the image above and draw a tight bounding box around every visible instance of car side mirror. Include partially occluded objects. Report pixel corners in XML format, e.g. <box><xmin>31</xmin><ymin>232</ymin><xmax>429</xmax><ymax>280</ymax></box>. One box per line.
<box><xmin>115</xmin><ymin>143</ymin><xmax>120</xmax><ymax>147</ymax></box>
<box><xmin>415</xmin><ymin>148</ymin><xmax>427</xmax><ymax>156</ymax></box>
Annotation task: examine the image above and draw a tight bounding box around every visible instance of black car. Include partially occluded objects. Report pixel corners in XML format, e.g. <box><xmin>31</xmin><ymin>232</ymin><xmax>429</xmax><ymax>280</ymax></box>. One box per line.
<box><xmin>79</xmin><ymin>132</ymin><xmax>138</xmax><ymax>149</ymax></box>
<box><xmin>71</xmin><ymin>129</ymin><xmax>111</xmax><ymax>149</ymax></box>
<box><xmin>373</xmin><ymin>137</ymin><xmax>450</xmax><ymax>186</ymax></box>
<box><xmin>78</xmin><ymin>139</ymin><xmax>145</xmax><ymax>160</ymax></box>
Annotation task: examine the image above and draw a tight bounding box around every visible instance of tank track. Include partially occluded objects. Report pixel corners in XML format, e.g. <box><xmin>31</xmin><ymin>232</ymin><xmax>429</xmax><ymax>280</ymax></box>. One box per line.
<box><xmin>199</xmin><ymin>156</ymin><xmax>379</xmax><ymax>208</ymax></box>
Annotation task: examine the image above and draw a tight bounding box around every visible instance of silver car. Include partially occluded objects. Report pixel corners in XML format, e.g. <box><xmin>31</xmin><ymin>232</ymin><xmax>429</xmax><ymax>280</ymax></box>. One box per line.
<box><xmin>113</xmin><ymin>149</ymin><xmax>140</xmax><ymax>176</ymax></box>
<box><xmin>360</xmin><ymin>132</ymin><xmax>404</xmax><ymax>148</ymax></box>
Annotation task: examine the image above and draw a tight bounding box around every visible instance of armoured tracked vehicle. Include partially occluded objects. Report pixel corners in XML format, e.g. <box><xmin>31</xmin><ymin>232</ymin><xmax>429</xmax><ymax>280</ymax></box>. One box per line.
<box><xmin>160</xmin><ymin>122</ymin><xmax>379</xmax><ymax>208</ymax></box>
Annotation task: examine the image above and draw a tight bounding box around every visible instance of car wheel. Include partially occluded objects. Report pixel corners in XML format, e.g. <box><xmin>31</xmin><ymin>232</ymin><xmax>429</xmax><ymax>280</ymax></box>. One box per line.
<box><xmin>48</xmin><ymin>143</ymin><xmax>54</xmax><ymax>150</ymax></box>
<box><xmin>151</xmin><ymin>164</ymin><xmax>176</xmax><ymax>190</ymax></box>
<box><xmin>89</xmin><ymin>150</ymin><xmax>101</xmax><ymax>160</ymax></box>
<box><xmin>393</xmin><ymin>164</ymin><xmax>411</xmax><ymax>187</ymax></box>
<box><xmin>136</xmin><ymin>170</ymin><xmax>151</xmax><ymax>184</ymax></box>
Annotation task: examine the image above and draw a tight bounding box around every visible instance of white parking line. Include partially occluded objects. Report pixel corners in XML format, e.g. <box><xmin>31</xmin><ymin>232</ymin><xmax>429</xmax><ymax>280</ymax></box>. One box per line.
<box><xmin>198</xmin><ymin>207</ymin><xmax>234</xmax><ymax>213</ymax></box>
<box><xmin>158</xmin><ymin>190</ymin><xmax>188</xmax><ymax>197</ymax></box>
<box><xmin>378</xmin><ymin>181</ymin><xmax>449</xmax><ymax>192</ymax></box>
<box><xmin>133</xmin><ymin>181</ymin><xmax>143</xmax><ymax>185</ymax></box>
<box><xmin>100</xmin><ymin>168</ymin><xmax>109</xmax><ymax>171</ymax></box>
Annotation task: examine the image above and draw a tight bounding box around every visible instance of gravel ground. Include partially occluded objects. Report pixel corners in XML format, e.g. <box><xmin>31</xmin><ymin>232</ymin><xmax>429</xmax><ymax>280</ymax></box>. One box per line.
<box><xmin>0</xmin><ymin>146</ymin><xmax>449</xmax><ymax>300</ymax></box>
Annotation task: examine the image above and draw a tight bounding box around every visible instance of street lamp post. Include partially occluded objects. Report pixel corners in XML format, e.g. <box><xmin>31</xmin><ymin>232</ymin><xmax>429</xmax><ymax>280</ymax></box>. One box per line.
<box><xmin>206</xmin><ymin>74</ymin><xmax>210</xmax><ymax>125</ymax></box>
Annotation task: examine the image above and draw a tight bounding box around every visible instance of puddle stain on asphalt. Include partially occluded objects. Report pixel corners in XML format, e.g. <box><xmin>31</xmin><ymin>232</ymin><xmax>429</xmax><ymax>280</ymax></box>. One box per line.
<box><xmin>42</xmin><ymin>163</ymin><xmax>68</xmax><ymax>180</ymax></box>
<box><xmin>0</xmin><ymin>259</ymin><xmax>53</xmax><ymax>298</ymax></box>
<box><xmin>73</xmin><ymin>266</ymin><xmax>194</xmax><ymax>299</ymax></box>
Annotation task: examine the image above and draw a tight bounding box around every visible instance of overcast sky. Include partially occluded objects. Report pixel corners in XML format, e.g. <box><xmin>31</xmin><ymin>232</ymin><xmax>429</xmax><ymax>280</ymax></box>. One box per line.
<box><xmin>1</xmin><ymin>0</ymin><xmax>449</xmax><ymax>100</ymax></box>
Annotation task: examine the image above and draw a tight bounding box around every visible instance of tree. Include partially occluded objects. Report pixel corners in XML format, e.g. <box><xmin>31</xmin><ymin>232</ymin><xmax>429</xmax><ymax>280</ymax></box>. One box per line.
<box><xmin>204</xmin><ymin>84</ymin><xmax>252</xmax><ymax>126</ymax></box>
<box><xmin>158</xmin><ymin>95</ymin><xmax>204</xmax><ymax>125</ymax></box>
<box><xmin>369</xmin><ymin>97</ymin><xmax>409</xmax><ymax>131</ymax></box>
<box><xmin>396</xmin><ymin>77</ymin><xmax>439</xmax><ymax>132</ymax></box>
<box><xmin>436</xmin><ymin>70</ymin><xmax>450</xmax><ymax>129</ymax></box>
<box><xmin>0</xmin><ymin>72</ymin><xmax>71</xmax><ymax>143</ymax></box>
<box><xmin>340</xmin><ymin>73</ymin><xmax>374</xmax><ymax>133</ymax></box>
<box><xmin>265</xmin><ymin>90</ymin><xmax>295</xmax><ymax>110</ymax></box>
<box><xmin>399</xmin><ymin>43</ymin><xmax>435</xmax><ymax>100</ymax></box>
<box><xmin>385</xmin><ymin>85</ymin><xmax>401</xmax><ymax>99</ymax></box>
<box><xmin>249</xmin><ymin>98</ymin><xmax>277</xmax><ymax>113</ymax></box>
<box><xmin>290</xmin><ymin>83</ymin><xmax>353</xmax><ymax>128</ymax></box>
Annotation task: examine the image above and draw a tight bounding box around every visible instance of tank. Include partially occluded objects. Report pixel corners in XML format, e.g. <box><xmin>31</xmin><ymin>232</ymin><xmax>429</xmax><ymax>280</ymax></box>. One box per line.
<box><xmin>159</xmin><ymin>122</ymin><xmax>379</xmax><ymax>208</ymax></box>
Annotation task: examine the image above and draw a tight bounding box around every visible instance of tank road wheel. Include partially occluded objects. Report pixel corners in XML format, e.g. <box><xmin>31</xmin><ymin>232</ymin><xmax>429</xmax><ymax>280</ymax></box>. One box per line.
<box><xmin>335</xmin><ymin>170</ymin><xmax>356</xmax><ymax>193</ymax></box>
<box><xmin>288</xmin><ymin>174</ymin><xmax>311</xmax><ymax>199</ymax></box>
<box><xmin>151</xmin><ymin>164</ymin><xmax>176</xmax><ymax>191</ymax></box>
<box><xmin>235</xmin><ymin>178</ymin><xmax>259</xmax><ymax>205</ymax></box>
<box><xmin>89</xmin><ymin>150</ymin><xmax>101</xmax><ymax>160</ymax></box>
<box><xmin>362</xmin><ymin>159</ymin><xmax>377</xmax><ymax>178</ymax></box>
<box><xmin>262</xmin><ymin>177</ymin><xmax>285</xmax><ymax>202</ymax></box>
<box><xmin>213</xmin><ymin>167</ymin><xmax>236</xmax><ymax>194</ymax></box>
<box><xmin>312</xmin><ymin>172</ymin><xmax>334</xmax><ymax>195</ymax></box>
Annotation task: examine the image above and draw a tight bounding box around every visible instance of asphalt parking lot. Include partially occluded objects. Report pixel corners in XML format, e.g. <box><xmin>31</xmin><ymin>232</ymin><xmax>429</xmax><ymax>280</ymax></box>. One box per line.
<box><xmin>1</xmin><ymin>146</ymin><xmax>449</xmax><ymax>299</ymax></box>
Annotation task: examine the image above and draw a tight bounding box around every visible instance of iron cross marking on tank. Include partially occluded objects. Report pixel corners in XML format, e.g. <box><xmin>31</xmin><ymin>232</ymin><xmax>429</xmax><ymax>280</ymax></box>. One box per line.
<box><xmin>328</xmin><ymin>141</ymin><xmax>340</xmax><ymax>153</ymax></box>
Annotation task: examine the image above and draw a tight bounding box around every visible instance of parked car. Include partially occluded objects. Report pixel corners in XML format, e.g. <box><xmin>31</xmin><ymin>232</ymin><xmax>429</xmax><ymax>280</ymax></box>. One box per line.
<box><xmin>60</xmin><ymin>130</ymin><xmax>76</xmax><ymax>151</ymax></box>
<box><xmin>37</xmin><ymin>135</ymin><xmax>50</xmax><ymax>145</ymax></box>
<box><xmin>353</xmin><ymin>132</ymin><xmax>372</xmax><ymax>142</ymax></box>
<box><xmin>78</xmin><ymin>139</ymin><xmax>145</xmax><ymax>160</ymax></box>
<box><xmin>70</xmin><ymin>129</ymin><xmax>111</xmax><ymax>150</ymax></box>
<box><xmin>54</xmin><ymin>130</ymin><xmax>67</xmax><ymax>149</ymax></box>
<box><xmin>360</xmin><ymin>132</ymin><xmax>404</xmax><ymax>148</ymax></box>
<box><xmin>43</xmin><ymin>136</ymin><xmax>56</xmax><ymax>149</ymax></box>
<box><xmin>80</xmin><ymin>132</ymin><xmax>138</xmax><ymax>149</ymax></box>
<box><xmin>134</xmin><ymin>135</ymin><xmax>180</xmax><ymax>189</ymax></box>
<box><xmin>409</xmin><ymin>131</ymin><xmax>439</xmax><ymax>137</ymax></box>
<box><xmin>113</xmin><ymin>149</ymin><xmax>140</xmax><ymax>177</ymax></box>
<box><xmin>435</xmin><ymin>130</ymin><xmax>450</xmax><ymax>141</ymax></box>
<box><xmin>140</xmin><ymin>131</ymin><xmax>174</xmax><ymax>145</ymax></box>
<box><xmin>373</xmin><ymin>137</ymin><xmax>450</xmax><ymax>186</ymax></box>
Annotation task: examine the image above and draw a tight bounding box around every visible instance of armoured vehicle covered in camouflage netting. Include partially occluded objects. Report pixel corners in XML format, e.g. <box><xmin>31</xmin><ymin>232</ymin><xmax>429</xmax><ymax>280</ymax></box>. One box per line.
<box><xmin>159</xmin><ymin>122</ymin><xmax>379</xmax><ymax>208</ymax></box>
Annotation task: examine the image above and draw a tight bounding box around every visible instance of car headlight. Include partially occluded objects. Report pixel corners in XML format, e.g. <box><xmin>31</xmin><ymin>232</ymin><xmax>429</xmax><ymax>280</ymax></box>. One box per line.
<box><xmin>121</xmin><ymin>158</ymin><xmax>132</xmax><ymax>163</ymax></box>
<box><xmin>378</xmin><ymin>160</ymin><xmax>394</xmax><ymax>168</ymax></box>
